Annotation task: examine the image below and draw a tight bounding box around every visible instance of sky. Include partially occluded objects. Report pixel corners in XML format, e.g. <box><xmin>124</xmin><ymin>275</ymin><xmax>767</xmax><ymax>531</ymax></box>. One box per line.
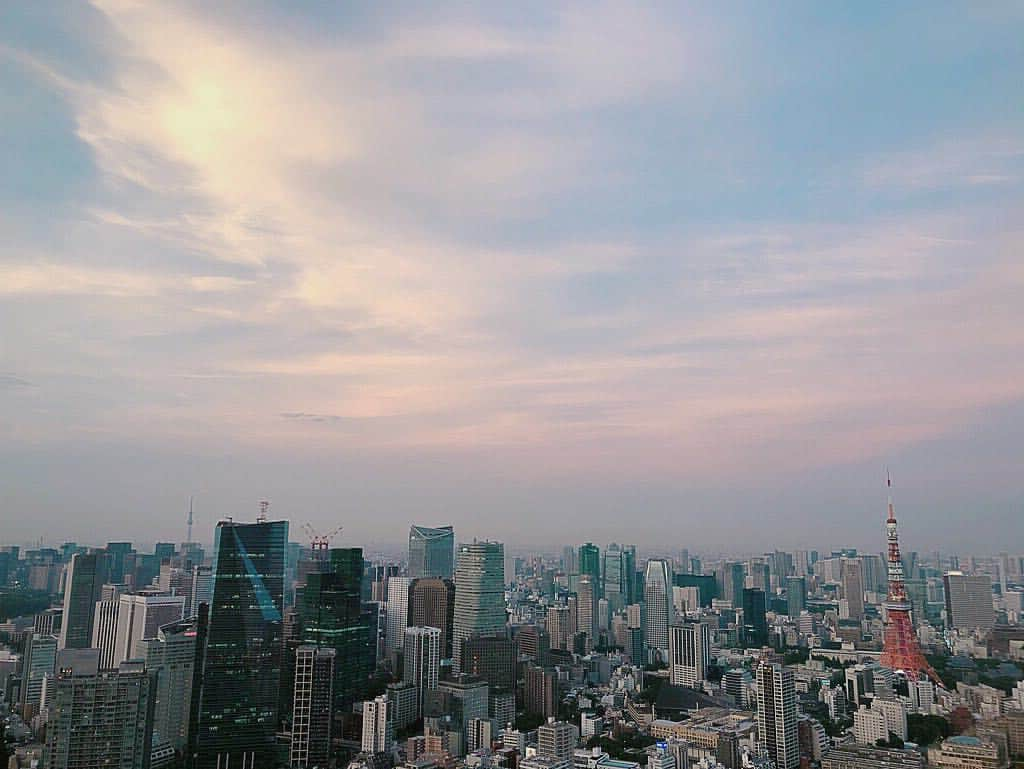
<box><xmin>1</xmin><ymin>2</ymin><xmax>1022</xmax><ymax>553</ymax></box>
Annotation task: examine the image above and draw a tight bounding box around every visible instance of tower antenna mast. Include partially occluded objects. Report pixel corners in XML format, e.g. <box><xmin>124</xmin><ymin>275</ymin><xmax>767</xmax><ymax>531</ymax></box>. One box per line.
<box><xmin>186</xmin><ymin>496</ymin><xmax>194</xmax><ymax>544</ymax></box>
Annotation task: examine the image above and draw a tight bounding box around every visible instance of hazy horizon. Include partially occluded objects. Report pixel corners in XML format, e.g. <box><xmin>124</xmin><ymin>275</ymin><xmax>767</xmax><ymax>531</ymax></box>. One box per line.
<box><xmin>2</xmin><ymin>3</ymin><xmax>1022</xmax><ymax>553</ymax></box>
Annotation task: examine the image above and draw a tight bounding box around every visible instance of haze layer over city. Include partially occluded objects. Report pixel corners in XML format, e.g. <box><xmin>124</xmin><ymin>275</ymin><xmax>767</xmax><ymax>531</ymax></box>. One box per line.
<box><xmin>1</xmin><ymin>3</ymin><xmax>1023</xmax><ymax>553</ymax></box>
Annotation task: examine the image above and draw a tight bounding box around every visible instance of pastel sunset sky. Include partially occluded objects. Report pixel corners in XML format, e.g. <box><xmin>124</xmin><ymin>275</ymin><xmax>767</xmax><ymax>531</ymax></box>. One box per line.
<box><xmin>1</xmin><ymin>2</ymin><xmax>1022</xmax><ymax>551</ymax></box>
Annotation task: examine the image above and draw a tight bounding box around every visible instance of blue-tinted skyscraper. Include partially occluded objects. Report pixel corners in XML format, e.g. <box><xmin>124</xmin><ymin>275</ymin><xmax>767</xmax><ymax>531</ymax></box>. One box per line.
<box><xmin>190</xmin><ymin>519</ymin><xmax>287</xmax><ymax>769</ymax></box>
<box><xmin>297</xmin><ymin>547</ymin><xmax>375</xmax><ymax>710</ymax></box>
<box><xmin>408</xmin><ymin>525</ymin><xmax>455</xmax><ymax>580</ymax></box>
<box><xmin>742</xmin><ymin>588</ymin><xmax>768</xmax><ymax>648</ymax></box>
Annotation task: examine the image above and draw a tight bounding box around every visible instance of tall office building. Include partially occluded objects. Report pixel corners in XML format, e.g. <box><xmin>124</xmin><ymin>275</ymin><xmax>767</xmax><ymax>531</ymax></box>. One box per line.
<box><xmin>453</xmin><ymin>541</ymin><xmax>506</xmax><ymax>673</ymax></box>
<box><xmin>547</xmin><ymin>604</ymin><xmax>572</xmax><ymax>651</ymax></box>
<box><xmin>403</xmin><ymin>626</ymin><xmax>441</xmax><ymax>717</ymax></box>
<box><xmin>603</xmin><ymin>544</ymin><xmax>632</xmax><ymax>613</ymax></box>
<box><xmin>191</xmin><ymin>519</ymin><xmax>287</xmax><ymax>769</ymax></box>
<box><xmin>296</xmin><ymin>547</ymin><xmax>375</xmax><ymax>710</ymax></box>
<box><xmin>60</xmin><ymin>551</ymin><xmax>109</xmax><ymax>649</ymax></box>
<box><xmin>668</xmin><ymin>621</ymin><xmax>710</xmax><ymax>688</ymax></box>
<box><xmin>537</xmin><ymin>720</ymin><xmax>577</xmax><ymax>763</ymax></box>
<box><xmin>409</xmin><ymin>577</ymin><xmax>455</xmax><ymax>658</ymax></box>
<box><xmin>361</xmin><ymin>694</ymin><xmax>393</xmax><ymax>753</ymax></box>
<box><xmin>439</xmin><ymin>675</ymin><xmax>489</xmax><ymax>730</ymax></box>
<box><xmin>576</xmin><ymin>576</ymin><xmax>597</xmax><ymax>651</ymax></box>
<box><xmin>578</xmin><ymin>543</ymin><xmax>601</xmax><ymax>588</ymax></box>
<box><xmin>408</xmin><ymin>526</ymin><xmax>455</xmax><ymax>580</ymax></box>
<box><xmin>524</xmin><ymin>665</ymin><xmax>559</xmax><ymax>719</ymax></box>
<box><xmin>841</xmin><ymin>558</ymin><xmax>865</xmax><ymax>621</ymax></box>
<box><xmin>189</xmin><ymin>564</ymin><xmax>213</xmax><ymax>618</ymax></box>
<box><xmin>644</xmin><ymin>559</ymin><xmax>672</xmax><ymax>660</ymax></box>
<box><xmin>721</xmin><ymin>562</ymin><xmax>745</xmax><ymax>608</ymax></box>
<box><xmin>135</xmin><ymin>618</ymin><xmax>197</xmax><ymax>755</ymax></box>
<box><xmin>91</xmin><ymin>596</ymin><xmax>122</xmax><ymax>669</ymax></box>
<box><xmin>290</xmin><ymin>646</ymin><xmax>335</xmax><ymax>769</ymax></box>
<box><xmin>943</xmin><ymin>572</ymin><xmax>996</xmax><ymax>631</ymax></box>
<box><xmin>19</xmin><ymin>633</ymin><xmax>57</xmax><ymax>719</ymax></box>
<box><xmin>742</xmin><ymin>588</ymin><xmax>768</xmax><ymax>648</ymax></box>
<box><xmin>756</xmin><ymin>662</ymin><xmax>799</xmax><ymax>769</ymax></box>
<box><xmin>786</xmin><ymin>577</ymin><xmax>806</xmax><ymax>619</ymax></box>
<box><xmin>386</xmin><ymin>576</ymin><xmax>411</xmax><ymax>651</ymax></box>
<box><xmin>462</xmin><ymin>632</ymin><xmax>516</xmax><ymax>690</ymax></box>
<box><xmin>114</xmin><ymin>593</ymin><xmax>185</xmax><ymax>665</ymax></box>
<box><xmin>106</xmin><ymin>542</ymin><xmax>134</xmax><ymax>584</ymax></box>
<box><xmin>44</xmin><ymin>649</ymin><xmax>155</xmax><ymax>769</ymax></box>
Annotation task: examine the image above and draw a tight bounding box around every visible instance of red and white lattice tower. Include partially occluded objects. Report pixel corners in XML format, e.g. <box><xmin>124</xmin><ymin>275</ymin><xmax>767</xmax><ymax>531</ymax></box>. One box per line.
<box><xmin>880</xmin><ymin>474</ymin><xmax>941</xmax><ymax>684</ymax></box>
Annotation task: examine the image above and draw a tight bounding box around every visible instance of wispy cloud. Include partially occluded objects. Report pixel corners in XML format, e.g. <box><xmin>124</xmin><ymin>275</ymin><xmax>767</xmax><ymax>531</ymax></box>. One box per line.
<box><xmin>1</xmin><ymin>1</ymin><xmax>1022</xmax><ymax>545</ymax></box>
<box><xmin>862</xmin><ymin>133</ymin><xmax>1023</xmax><ymax>192</ymax></box>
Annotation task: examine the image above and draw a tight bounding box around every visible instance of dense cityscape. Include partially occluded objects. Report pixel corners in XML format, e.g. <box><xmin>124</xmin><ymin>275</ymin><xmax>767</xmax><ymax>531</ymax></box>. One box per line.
<box><xmin>0</xmin><ymin>484</ymin><xmax>1021</xmax><ymax>769</ymax></box>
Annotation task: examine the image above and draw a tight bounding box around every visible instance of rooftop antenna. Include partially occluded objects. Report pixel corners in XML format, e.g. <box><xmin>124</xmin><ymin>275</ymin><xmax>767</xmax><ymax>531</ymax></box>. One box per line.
<box><xmin>186</xmin><ymin>496</ymin><xmax>194</xmax><ymax>544</ymax></box>
<box><xmin>258</xmin><ymin>500</ymin><xmax>269</xmax><ymax>523</ymax></box>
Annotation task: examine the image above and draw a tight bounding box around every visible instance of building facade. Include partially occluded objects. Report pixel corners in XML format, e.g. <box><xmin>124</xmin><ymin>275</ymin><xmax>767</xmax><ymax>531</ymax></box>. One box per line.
<box><xmin>452</xmin><ymin>541</ymin><xmax>506</xmax><ymax>673</ymax></box>
<box><xmin>409</xmin><ymin>526</ymin><xmax>455</xmax><ymax>580</ymax></box>
<box><xmin>190</xmin><ymin>519</ymin><xmax>288</xmax><ymax>769</ymax></box>
<box><xmin>44</xmin><ymin>650</ymin><xmax>155</xmax><ymax>769</ymax></box>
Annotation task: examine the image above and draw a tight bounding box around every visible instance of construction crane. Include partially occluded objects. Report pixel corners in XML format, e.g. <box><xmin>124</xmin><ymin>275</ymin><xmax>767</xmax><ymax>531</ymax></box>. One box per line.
<box><xmin>301</xmin><ymin>522</ymin><xmax>344</xmax><ymax>558</ymax></box>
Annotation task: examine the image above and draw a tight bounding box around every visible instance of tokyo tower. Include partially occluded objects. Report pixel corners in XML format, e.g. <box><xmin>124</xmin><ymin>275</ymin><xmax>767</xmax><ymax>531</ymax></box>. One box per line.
<box><xmin>879</xmin><ymin>474</ymin><xmax>942</xmax><ymax>684</ymax></box>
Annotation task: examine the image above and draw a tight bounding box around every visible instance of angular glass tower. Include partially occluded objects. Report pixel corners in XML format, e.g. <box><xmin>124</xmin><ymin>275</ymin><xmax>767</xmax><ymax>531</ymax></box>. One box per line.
<box><xmin>408</xmin><ymin>525</ymin><xmax>455</xmax><ymax>579</ymax></box>
<box><xmin>190</xmin><ymin>519</ymin><xmax>287</xmax><ymax>769</ymax></box>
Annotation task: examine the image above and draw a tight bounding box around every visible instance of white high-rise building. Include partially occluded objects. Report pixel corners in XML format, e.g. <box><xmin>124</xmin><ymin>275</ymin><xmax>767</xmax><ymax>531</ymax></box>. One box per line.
<box><xmin>853</xmin><ymin>705</ymin><xmax>888</xmax><ymax>744</ymax></box>
<box><xmin>386</xmin><ymin>577</ymin><xmax>411</xmax><ymax>651</ymax></box>
<box><xmin>756</xmin><ymin>662</ymin><xmax>799</xmax><ymax>769</ymax></box>
<box><xmin>189</xmin><ymin>565</ymin><xmax>213</xmax><ymax>618</ymax></box>
<box><xmin>943</xmin><ymin>572</ymin><xmax>996</xmax><ymax>631</ymax></box>
<box><xmin>909</xmin><ymin>678</ymin><xmax>935</xmax><ymax>714</ymax></box>
<box><xmin>537</xmin><ymin>719</ymin><xmax>578</xmax><ymax>763</ymax></box>
<box><xmin>134</xmin><ymin>619</ymin><xmax>197</xmax><ymax>755</ymax></box>
<box><xmin>361</xmin><ymin>694</ymin><xmax>393</xmax><ymax>753</ymax></box>
<box><xmin>403</xmin><ymin>626</ymin><xmax>441</xmax><ymax>717</ymax></box>
<box><xmin>113</xmin><ymin>593</ymin><xmax>185</xmax><ymax>666</ymax></box>
<box><xmin>290</xmin><ymin>646</ymin><xmax>335</xmax><ymax>768</ymax></box>
<box><xmin>644</xmin><ymin>560</ymin><xmax>672</xmax><ymax>659</ymax></box>
<box><xmin>668</xmin><ymin>621</ymin><xmax>710</xmax><ymax>688</ymax></box>
<box><xmin>91</xmin><ymin>598</ymin><xmax>121</xmax><ymax>669</ymax></box>
<box><xmin>872</xmin><ymin>698</ymin><xmax>908</xmax><ymax>741</ymax></box>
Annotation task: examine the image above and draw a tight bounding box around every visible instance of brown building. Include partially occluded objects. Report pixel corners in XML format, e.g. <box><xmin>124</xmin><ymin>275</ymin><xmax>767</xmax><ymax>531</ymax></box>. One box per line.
<box><xmin>982</xmin><ymin>712</ymin><xmax>1024</xmax><ymax>757</ymax></box>
<box><xmin>461</xmin><ymin>632</ymin><xmax>516</xmax><ymax>690</ymax></box>
<box><xmin>524</xmin><ymin>665</ymin><xmax>558</xmax><ymax>719</ymax></box>
<box><xmin>409</xmin><ymin>578</ymin><xmax>455</xmax><ymax>658</ymax></box>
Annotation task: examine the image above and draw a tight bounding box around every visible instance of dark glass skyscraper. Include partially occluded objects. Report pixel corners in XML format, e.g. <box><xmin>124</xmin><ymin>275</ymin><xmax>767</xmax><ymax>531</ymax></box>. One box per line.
<box><xmin>742</xmin><ymin>587</ymin><xmax>768</xmax><ymax>648</ymax></box>
<box><xmin>408</xmin><ymin>525</ymin><xmax>455</xmax><ymax>579</ymax></box>
<box><xmin>59</xmin><ymin>551</ymin><xmax>109</xmax><ymax>650</ymax></box>
<box><xmin>578</xmin><ymin>543</ymin><xmax>601</xmax><ymax>589</ymax></box>
<box><xmin>105</xmin><ymin>542</ymin><xmax>133</xmax><ymax>584</ymax></box>
<box><xmin>191</xmin><ymin>519</ymin><xmax>287</xmax><ymax>769</ymax></box>
<box><xmin>297</xmin><ymin>547</ymin><xmax>374</xmax><ymax>710</ymax></box>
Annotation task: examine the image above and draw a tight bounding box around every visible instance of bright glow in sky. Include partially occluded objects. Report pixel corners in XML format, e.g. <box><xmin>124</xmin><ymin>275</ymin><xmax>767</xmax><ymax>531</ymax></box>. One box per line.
<box><xmin>1</xmin><ymin>2</ymin><xmax>1022</xmax><ymax>551</ymax></box>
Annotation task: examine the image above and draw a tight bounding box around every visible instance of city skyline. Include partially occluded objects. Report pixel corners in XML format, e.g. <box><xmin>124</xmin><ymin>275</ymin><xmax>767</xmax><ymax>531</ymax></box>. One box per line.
<box><xmin>2</xmin><ymin>3</ymin><xmax>1023</xmax><ymax>551</ymax></box>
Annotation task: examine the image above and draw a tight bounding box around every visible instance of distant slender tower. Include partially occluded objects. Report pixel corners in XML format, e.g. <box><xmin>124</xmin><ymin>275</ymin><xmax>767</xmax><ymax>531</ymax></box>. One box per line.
<box><xmin>880</xmin><ymin>474</ymin><xmax>940</xmax><ymax>683</ymax></box>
